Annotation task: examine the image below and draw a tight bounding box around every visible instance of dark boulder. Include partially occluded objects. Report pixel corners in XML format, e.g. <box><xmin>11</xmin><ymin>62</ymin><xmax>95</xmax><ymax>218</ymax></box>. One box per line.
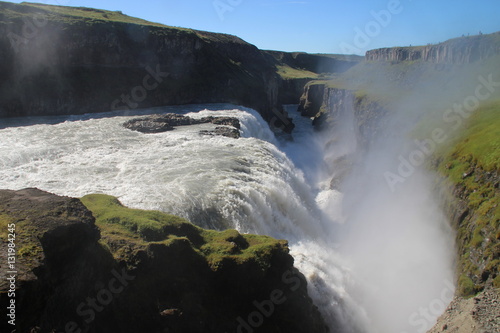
<box><xmin>200</xmin><ymin>126</ymin><xmax>241</xmax><ymax>139</ymax></box>
<box><xmin>123</xmin><ymin>113</ymin><xmax>241</xmax><ymax>134</ymax></box>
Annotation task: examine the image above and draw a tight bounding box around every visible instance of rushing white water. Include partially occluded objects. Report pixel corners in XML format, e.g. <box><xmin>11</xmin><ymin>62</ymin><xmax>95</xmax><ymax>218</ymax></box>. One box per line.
<box><xmin>0</xmin><ymin>103</ymin><xmax>454</xmax><ymax>333</ymax></box>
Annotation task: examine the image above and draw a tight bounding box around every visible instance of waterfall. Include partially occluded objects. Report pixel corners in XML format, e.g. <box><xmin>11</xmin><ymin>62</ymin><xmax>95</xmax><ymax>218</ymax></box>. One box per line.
<box><xmin>0</xmin><ymin>103</ymin><xmax>455</xmax><ymax>332</ymax></box>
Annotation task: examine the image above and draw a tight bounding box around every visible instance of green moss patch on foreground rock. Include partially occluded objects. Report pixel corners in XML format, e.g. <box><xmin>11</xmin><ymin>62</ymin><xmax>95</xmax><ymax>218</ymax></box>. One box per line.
<box><xmin>80</xmin><ymin>194</ymin><xmax>288</xmax><ymax>272</ymax></box>
<box><xmin>434</xmin><ymin>100</ymin><xmax>500</xmax><ymax>296</ymax></box>
<box><xmin>0</xmin><ymin>189</ymin><xmax>328</xmax><ymax>333</ymax></box>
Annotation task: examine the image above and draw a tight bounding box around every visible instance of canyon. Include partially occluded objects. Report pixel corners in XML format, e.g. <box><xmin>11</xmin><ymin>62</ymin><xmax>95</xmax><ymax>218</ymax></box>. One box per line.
<box><xmin>0</xmin><ymin>2</ymin><xmax>499</xmax><ymax>333</ymax></box>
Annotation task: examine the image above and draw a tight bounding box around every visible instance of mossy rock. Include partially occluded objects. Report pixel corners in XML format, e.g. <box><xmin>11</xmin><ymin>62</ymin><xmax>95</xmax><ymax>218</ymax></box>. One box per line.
<box><xmin>81</xmin><ymin>194</ymin><xmax>289</xmax><ymax>271</ymax></box>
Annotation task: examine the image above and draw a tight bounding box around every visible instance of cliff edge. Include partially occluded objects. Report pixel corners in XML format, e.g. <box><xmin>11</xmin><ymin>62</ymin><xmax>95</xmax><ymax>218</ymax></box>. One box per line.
<box><xmin>366</xmin><ymin>32</ymin><xmax>500</xmax><ymax>63</ymax></box>
<box><xmin>0</xmin><ymin>188</ymin><xmax>329</xmax><ymax>333</ymax></box>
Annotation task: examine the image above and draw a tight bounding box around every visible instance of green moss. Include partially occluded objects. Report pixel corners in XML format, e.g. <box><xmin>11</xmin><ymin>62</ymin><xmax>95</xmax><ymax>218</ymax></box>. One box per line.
<box><xmin>0</xmin><ymin>212</ymin><xmax>44</xmax><ymax>265</ymax></box>
<box><xmin>458</xmin><ymin>274</ymin><xmax>477</xmax><ymax>297</ymax></box>
<box><xmin>494</xmin><ymin>275</ymin><xmax>500</xmax><ymax>289</ymax></box>
<box><xmin>0</xmin><ymin>212</ymin><xmax>14</xmax><ymax>240</ymax></box>
<box><xmin>200</xmin><ymin>229</ymin><xmax>286</xmax><ymax>270</ymax></box>
<box><xmin>81</xmin><ymin>194</ymin><xmax>189</xmax><ymax>242</ymax></box>
<box><xmin>470</xmin><ymin>229</ymin><xmax>484</xmax><ymax>248</ymax></box>
<box><xmin>18</xmin><ymin>244</ymin><xmax>42</xmax><ymax>257</ymax></box>
<box><xmin>81</xmin><ymin>194</ymin><xmax>288</xmax><ymax>271</ymax></box>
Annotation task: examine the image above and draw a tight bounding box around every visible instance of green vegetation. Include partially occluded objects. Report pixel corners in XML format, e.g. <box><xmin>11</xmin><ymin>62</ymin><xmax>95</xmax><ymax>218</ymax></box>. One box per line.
<box><xmin>0</xmin><ymin>212</ymin><xmax>13</xmax><ymax>240</ymax></box>
<box><xmin>2</xmin><ymin>2</ymin><xmax>245</xmax><ymax>43</ymax></box>
<box><xmin>81</xmin><ymin>194</ymin><xmax>287</xmax><ymax>271</ymax></box>
<box><xmin>0</xmin><ymin>210</ymin><xmax>44</xmax><ymax>267</ymax></box>
<box><xmin>458</xmin><ymin>274</ymin><xmax>478</xmax><ymax>296</ymax></box>
<box><xmin>441</xmin><ymin>102</ymin><xmax>500</xmax><ymax>173</ymax></box>
<box><xmin>276</xmin><ymin>65</ymin><xmax>319</xmax><ymax>80</ymax></box>
<box><xmin>15</xmin><ymin>2</ymin><xmax>186</xmax><ymax>29</ymax></box>
<box><xmin>306</xmin><ymin>79</ymin><xmax>344</xmax><ymax>90</ymax></box>
<box><xmin>435</xmin><ymin>101</ymin><xmax>500</xmax><ymax>295</ymax></box>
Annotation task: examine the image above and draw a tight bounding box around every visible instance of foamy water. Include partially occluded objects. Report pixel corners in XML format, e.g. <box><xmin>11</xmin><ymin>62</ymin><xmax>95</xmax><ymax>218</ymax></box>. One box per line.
<box><xmin>0</xmin><ymin>104</ymin><xmax>455</xmax><ymax>333</ymax></box>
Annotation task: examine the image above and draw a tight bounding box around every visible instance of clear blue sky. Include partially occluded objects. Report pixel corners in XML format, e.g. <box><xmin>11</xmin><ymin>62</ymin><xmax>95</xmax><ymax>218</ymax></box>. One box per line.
<box><xmin>9</xmin><ymin>0</ymin><xmax>500</xmax><ymax>54</ymax></box>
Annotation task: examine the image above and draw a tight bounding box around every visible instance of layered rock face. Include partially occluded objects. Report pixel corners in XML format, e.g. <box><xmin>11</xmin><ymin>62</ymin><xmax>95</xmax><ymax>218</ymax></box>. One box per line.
<box><xmin>366</xmin><ymin>32</ymin><xmax>500</xmax><ymax>63</ymax></box>
<box><xmin>0</xmin><ymin>188</ymin><xmax>329</xmax><ymax>333</ymax></box>
<box><xmin>0</xmin><ymin>2</ymin><xmax>288</xmax><ymax>126</ymax></box>
<box><xmin>298</xmin><ymin>83</ymin><xmax>387</xmax><ymax>148</ymax></box>
<box><xmin>0</xmin><ymin>2</ymin><xmax>363</xmax><ymax>132</ymax></box>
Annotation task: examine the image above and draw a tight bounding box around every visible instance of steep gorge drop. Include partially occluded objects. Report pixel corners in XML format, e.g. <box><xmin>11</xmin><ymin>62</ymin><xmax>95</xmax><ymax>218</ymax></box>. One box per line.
<box><xmin>0</xmin><ymin>103</ymin><xmax>454</xmax><ymax>333</ymax></box>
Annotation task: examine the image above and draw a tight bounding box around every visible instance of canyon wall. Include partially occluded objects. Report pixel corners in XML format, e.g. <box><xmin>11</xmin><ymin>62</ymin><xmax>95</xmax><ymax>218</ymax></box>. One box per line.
<box><xmin>366</xmin><ymin>32</ymin><xmax>500</xmax><ymax>63</ymax></box>
<box><xmin>298</xmin><ymin>82</ymin><xmax>387</xmax><ymax>148</ymax></box>
<box><xmin>0</xmin><ymin>2</ymin><xmax>290</xmax><ymax>128</ymax></box>
<box><xmin>0</xmin><ymin>1</ymin><xmax>359</xmax><ymax>133</ymax></box>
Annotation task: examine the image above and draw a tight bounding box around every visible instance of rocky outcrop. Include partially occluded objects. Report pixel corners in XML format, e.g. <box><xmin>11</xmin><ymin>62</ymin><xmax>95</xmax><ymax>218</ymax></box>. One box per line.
<box><xmin>298</xmin><ymin>83</ymin><xmax>328</xmax><ymax>118</ymax></box>
<box><xmin>366</xmin><ymin>32</ymin><xmax>500</xmax><ymax>63</ymax></box>
<box><xmin>0</xmin><ymin>189</ymin><xmax>329</xmax><ymax>333</ymax></box>
<box><xmin>122</xmin><ymin>113</ymin><xmax>241</xmax><ymax>138</ymax></box>
<box><xmin>298</xmin><ymin>82</ymin><xmax>387</xmax><ymax>148</ymax></box>
<box><xmin>427</xmin><ymin>286</ymin><xmax>500</xmax><ymax>333</ymax></box>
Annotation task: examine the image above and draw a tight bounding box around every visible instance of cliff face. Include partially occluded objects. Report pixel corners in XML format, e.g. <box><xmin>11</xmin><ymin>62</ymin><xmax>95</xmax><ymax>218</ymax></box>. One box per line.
<box><xmin>0</xmin><ymin>188</ymin><xmax>329</xmax><ymax>333</ymax></box>
<box><xmin>366</xmin><ymin>32</ymin><xmax>500</xmax><ymax>63</ymax></box>
<box><xmin>0</xmin><ymin>1</ymin><xmax>358</xmax><ymax>132</ymax></box>
<box><xmin>432</xmin><ymin>101</ymin><xmax>500</xmax><ymax>295</ymax></box>
<box><xmin>297</xmin><ymin>83</ymin><xmax>328</xmax><ymax>118</ymax></box>
<box><xmin>298</xmin><ymin>82</ymin><xmax>387</xmax><ymax>148</ymax></box>
<box><xmin>0</xmin><ymin>2</ymin><xmax>293</xmax><ymax>127</ymax></box>
<box><xmin>299</xmin><ymin>46</ymin><xmax>500</xmax><ymax>313</ymax></box>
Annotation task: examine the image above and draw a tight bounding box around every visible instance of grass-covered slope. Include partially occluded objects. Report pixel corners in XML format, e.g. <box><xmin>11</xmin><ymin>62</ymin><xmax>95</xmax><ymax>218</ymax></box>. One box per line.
<box><xmin>10</xmin><ymin>2</ymin><xmax>179</xmax><ymax>27</ymax></box>
<box><xmin>434</xmin><ymin>101</ymin><xmax>500</xmax><ymax>295</ymax></box>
